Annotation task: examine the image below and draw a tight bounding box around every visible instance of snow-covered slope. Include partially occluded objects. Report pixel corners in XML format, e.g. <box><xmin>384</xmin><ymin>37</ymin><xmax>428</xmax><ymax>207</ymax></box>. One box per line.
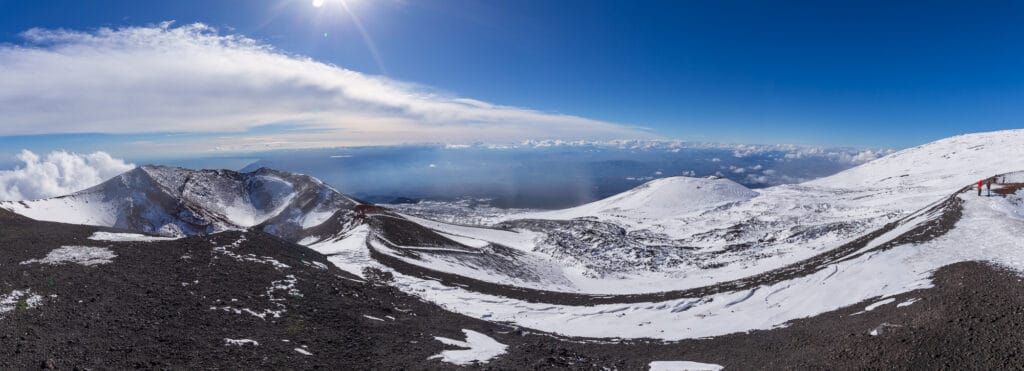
<box><xmin>386</xmin><ymin>172</ymin><xmax>1024</xmax><ymax>341</ymax></box>
<box><xmin>521</xmin><ymin>176</ymin><xmax>758</xmax><ymax>222</ymax></box>
<box><xmin>0</xmin><ymin>165</ymin><xmax>360</xmax><ymax>239</ymax></box>
<box><xmin>811</xmin><ymin>129</ymin><xmax>1024</xmax><ymax>192</ymax></box>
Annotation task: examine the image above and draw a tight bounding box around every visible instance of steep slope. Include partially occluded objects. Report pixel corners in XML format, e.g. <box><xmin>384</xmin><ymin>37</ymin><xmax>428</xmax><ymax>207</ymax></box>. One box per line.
<box><xmin>0</xmin><ymin>166</ymin><xmax>360</xmax><ymax>240</ymax></box>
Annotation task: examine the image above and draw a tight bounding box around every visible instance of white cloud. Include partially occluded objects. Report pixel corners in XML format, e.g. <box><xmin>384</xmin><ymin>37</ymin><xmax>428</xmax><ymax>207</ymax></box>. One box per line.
<box><xmin>745</xmin><ymin>174</ymin><xmax>769</xmax><ymax>184</ymax></box>
<box><xmin>730</xmin><ymin>143</ymin><xmax>890</xmax><ymax>165</ymax></box>
<box><xmin>844</xmin><ymin>149</ymin><xmax>888</xmax><ymax>163</ymax></box>
<box><xmin>0</xmin><ymin>150</ymin><xmax>135</xmax><ymax>201</ymax></box>
<box><xmin>0</xmin><ymin>23</ymin><xmax>650</xmax><ymax>149</ymax></box>
<box><xmin>455</xmin><ymin>139</ymin><xmax>891</xmax><ymax>169</ymax></box>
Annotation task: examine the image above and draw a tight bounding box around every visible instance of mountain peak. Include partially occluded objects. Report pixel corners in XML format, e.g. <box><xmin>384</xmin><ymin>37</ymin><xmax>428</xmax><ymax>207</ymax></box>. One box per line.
<box><xmin>519</xmin><ymin>175</ymin><xmax>758</xmax><ymax>222</ymax></box>
<box><xmin>605</xmin><ymin>176</ymin><xmax>758</xmax><ymax>213</ymax></box>
<box><xmin>1</xmin><ymin>166</ymin><xmax>360</xmax><ymax>239</ymax></box>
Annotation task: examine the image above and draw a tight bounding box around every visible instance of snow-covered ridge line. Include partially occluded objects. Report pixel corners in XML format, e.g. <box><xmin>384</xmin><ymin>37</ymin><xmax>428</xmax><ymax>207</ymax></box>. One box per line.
<box><xmin>811</xmin><ymin>129</ymin><xmax>1024</xmax><ymax>192</ymax></box>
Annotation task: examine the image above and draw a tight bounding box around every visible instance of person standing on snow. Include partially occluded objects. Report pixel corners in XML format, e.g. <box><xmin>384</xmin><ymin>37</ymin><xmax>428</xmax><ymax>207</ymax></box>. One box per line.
<box><xmin>987</xmin><ymin>178</ymin><xmax>993</xmax><ymax>196</ymax></box>
<box><xmin>978</xmin><ymin>179</ymin><xmax>984</xmax><ymax>196</ymax></box>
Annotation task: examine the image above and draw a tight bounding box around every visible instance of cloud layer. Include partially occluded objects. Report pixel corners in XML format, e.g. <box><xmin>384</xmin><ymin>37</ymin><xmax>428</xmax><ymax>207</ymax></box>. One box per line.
<box><xmin>0</xmin><ymin>23</ymin><xmax>650</xmax><ymax>150</ymax></box>
<box><xmin>444</xmin><ymin>139</ymin><xmax>892</xmax><ymax>164</ymax></box>
<box><xmin>0</xmin><ymin>150</ymin><xmax>135</xmax><ymax>201</ymax></box>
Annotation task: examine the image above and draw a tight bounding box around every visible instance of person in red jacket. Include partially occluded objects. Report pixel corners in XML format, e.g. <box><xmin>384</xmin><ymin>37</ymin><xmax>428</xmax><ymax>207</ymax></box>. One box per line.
<box><xmin>978</xmin><ymin>179</ymin><xmax>983</xmax><ymax>196</ymax></box>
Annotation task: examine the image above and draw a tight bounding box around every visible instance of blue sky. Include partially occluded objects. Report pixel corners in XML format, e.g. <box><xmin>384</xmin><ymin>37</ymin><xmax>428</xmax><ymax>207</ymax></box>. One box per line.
<box><xmin>1</xmin><ymin>0</ymin><xmax>1022</xmax><ymax>160</ymax></box>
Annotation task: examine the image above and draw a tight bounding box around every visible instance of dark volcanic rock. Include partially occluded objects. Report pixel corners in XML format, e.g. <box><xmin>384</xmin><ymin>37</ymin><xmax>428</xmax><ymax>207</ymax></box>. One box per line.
<box><xmin>0</xmin><ymin>216</ymin><xmax>485</xmax><ymax>369</ymax></box>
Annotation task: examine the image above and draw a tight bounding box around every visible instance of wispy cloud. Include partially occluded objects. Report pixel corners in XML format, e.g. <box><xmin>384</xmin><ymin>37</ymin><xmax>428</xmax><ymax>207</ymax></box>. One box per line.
<box><xmin>0</xmin><ymin>150</ymin><xmax>135</xmax><ymax>201</ymax></box>
<box><xmin>0</xmin><ymin>22</ymin><xmax>651</xmax><ymax>151</ymax></box>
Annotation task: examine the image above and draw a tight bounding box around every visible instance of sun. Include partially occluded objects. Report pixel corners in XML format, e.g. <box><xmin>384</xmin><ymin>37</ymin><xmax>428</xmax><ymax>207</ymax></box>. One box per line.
<box><xmin>312</xmin><ymin>0</ymin><xmax>361</xmax><ymax>10</ymax></box>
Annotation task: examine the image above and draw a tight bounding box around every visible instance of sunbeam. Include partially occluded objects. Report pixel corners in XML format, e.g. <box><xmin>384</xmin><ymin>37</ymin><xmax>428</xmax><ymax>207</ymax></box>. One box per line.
<box><xmin>339</xmin><ymin>0</ymin><xmax>387</xmax><ymax>74</ymax></box>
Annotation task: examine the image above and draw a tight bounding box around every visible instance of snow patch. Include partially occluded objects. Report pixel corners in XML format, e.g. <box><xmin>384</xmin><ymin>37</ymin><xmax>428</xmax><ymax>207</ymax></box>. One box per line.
<box><xmin>869</xmin><ymin>322</ymin><xmax>900</xmax><ymax>336</ymax></box>
<box><xmin>896</xmin><ymin>298</ymin><xmax>919</xmax><ymax>308</ymax></box>
<box><xmin>303</xmin><ymin>260</ymin><xmax>329</xmax><ymax>270</ymax></box>
<box><xmin>21</xmin><ymin>246</ymin><xmax>115</xmax><ymax>266</ymax></box>
<box><xmin>864</xmin><ymin>298</ymin><xmax>896</xmax><ymax>311</ymax></box>
<box><xmin>224</xmin><ymin>338</ymin><xmax>259</xmax><ymax>346</ymax></box>
<box><xmin>89</xmin><ymin>231</ymin><xmax>179</xmax><ymax>242</ymax></box>
<box><xmin>429</xmin><ymin>329</ymin><xmax>507</xmax><ymax>366</ymax></box>
<box><xmin>210</xmin><ymin>306</ymin><xmax>285</xmax><ymax>320</ymax></box>
<box><xmin>648</xmin><ymin>361</ymin><xmax>724</xmax><ymax>371</ymax></box>
<box><xmin>0</xmin><ymin>289</ymin><xmax>45</xmax><ymax>317</ymax></box>
<box><xmin>268</xmin><ymin>275</ymin><xmax>302</xmax><ymax>299</ymax></box>
<box><xmin>212</xmin><ymin>274</ymin><xmax>301</xmax><ymax>320</ymax></box>
<box><xmin>213</xmin><ymin>236</ymin><xmax>290</xmax><ymax>270</ymax></box>
<box><xmin>308</xmin><ymin>225</ymin><xmax>372</xmax><ymax>278</ymax></box>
